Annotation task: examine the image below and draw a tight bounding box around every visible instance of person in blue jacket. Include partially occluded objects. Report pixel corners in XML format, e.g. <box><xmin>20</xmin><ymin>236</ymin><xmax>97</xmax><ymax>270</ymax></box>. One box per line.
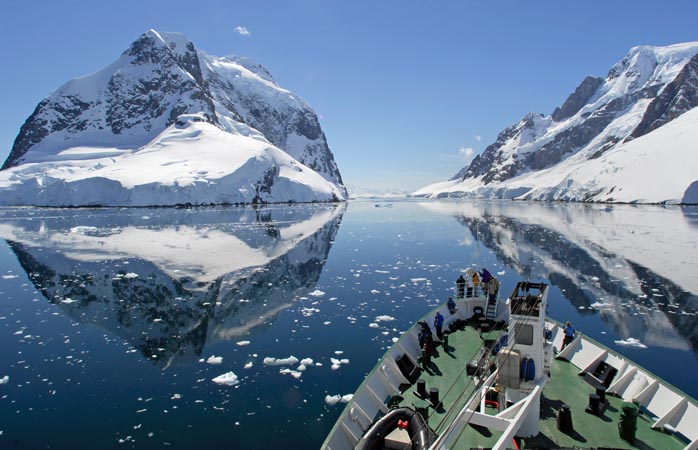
<box><xmin>480</xmin><ymin>267</ymin><xmax>492</xmax><ymax>284</ymax></box>
<box><xmin>561</xmin><ymin>321</ymin><xmax>575</xmax><ymax>350</ymax></box>
<box><xmin>434</xmin><ymin>311</ymin><xmax>444</xmax><ymax>340</ymax></box>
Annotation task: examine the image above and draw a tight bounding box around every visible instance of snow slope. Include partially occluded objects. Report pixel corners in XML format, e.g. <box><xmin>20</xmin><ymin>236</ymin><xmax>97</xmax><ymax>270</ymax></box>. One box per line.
<box><xmin>0</xmin><ymin>30</ymin><xmax>345</xmax><ymax>206</ymax></box>
<box><xmin>416</xmin><ymin>106</ymin><xmax>698</xmax><ymax>203</ymax></box>
<box><xmin>0</xmin><ymin>118</ymin><xmax>344</xmax><ymax>206</ymax></box>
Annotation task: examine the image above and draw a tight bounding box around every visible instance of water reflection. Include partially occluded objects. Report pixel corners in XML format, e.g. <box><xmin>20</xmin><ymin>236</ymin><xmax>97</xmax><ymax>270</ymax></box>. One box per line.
<box><xmin>0</xmin><ymin>204</ymin><xmax>345</xmax><ymax>368</ymax></box>
<box><xmin>420</xmin><ymin>201</ymin><xmax>698</xmax><ymax>353</ymax></box>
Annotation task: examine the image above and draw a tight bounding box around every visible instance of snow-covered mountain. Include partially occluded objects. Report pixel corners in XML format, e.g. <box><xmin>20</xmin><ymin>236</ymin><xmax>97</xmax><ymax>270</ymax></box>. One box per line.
<box><xmin>0</xmin><ymin>30</ymin><xmax>346</xmax><ymax>206</ymax></box>
<box><xmin>414</xmin><ymin>42</ymin><xmax>698</xmax><ymax>204</ymax></box>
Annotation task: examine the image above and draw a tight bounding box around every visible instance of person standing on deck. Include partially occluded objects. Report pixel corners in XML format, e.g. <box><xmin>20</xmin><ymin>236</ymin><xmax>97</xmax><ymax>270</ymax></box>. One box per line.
<box><xmin>434</xmin><ymin>311</ymin><xmax>444</xmax><ymax>340</ymax></box>
<box><xmin>480</xmin><ymin>267</ymin><xmax>492</xmax><ymax>285</ymax></box>
<box><xmin>487</xmin><ymin>276</ymin><xmax>499</xmax><ymax>304</ymax></box>
<box><xmin>561</xmin><ymin>321</ymin><xmax>575</xmax><ymax>350</ymax></box>
<box><xmin>447</xmin><ymin>296</ymin><xmax>457</xmax><ymax>314</ymax></box>
<box><xmin>456</xmin><ymin>274</ymin><xmax>466</xmax><ymax>299</ymax></box>
<box><xmin>472</xmin><ymin>271</ymin><xmax>480</xmax><ymax>296</ymax></box>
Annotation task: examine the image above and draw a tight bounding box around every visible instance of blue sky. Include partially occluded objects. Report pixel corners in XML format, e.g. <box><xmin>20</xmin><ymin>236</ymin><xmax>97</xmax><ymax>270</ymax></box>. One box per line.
<box><xmin>1</xmin><ymin>0</ymin><xmax>697</xmax><ymax>193</ymax></box>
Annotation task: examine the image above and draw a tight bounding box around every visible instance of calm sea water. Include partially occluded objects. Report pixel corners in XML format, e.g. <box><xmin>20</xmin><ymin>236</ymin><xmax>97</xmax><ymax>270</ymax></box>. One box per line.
<box><xmin>0</xmin><ymin>200</ymin><xmax>696</xmax><ymax>449</ymax></box>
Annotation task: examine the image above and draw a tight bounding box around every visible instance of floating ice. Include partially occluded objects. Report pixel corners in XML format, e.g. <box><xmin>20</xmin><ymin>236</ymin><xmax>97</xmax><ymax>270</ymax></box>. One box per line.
<box><xmin>324</xmin><ymin>394</ymin><xmax>354</xmax><ymax>406</ymax></box>
<box><xmin>279</xmin><ymin>368</ymin><xmax>302</xmax><ymax>379</ymax></box>
<box><xmin>330</xmin><ymin>358</ymin><xmax>350</xmax><ymax>370</ymax></box>
<box><xmin>411</xmin><ymin>278</ymin><xmax>427</xmax><ymax>283</ymax></box>
<box><xmin>369</xmin><ymin>323</ymin><xmax>379</xmax><ymax>328</ymax></box>
<box><xmin>375</xmin><ymin>315</ymin><xmax>396</xmax><ymax>322</ymax></box>
<box><xmin>0</xmin><ymin>375</ymin><xmax>9</xmax><ymax>384</ymax></box>
<box><xmin>371</xmin><ymin>289</ymin><xmax>380</xmax><ymax>294</ymax></box>
<box><xmin>236</xmin><ymin>341</ymin><xmax>251</xmax><ymax>346</ymax></box>
<box><xmin>308</xmin><ymin>290</ymin><xmax>325</xmax><ymax>297</ymax></box>
<box><xmin>263</xmin><ymin>356</ymin><xmax>299</xmax><ymax>366</ymax></box>
<box><xmin>61</xmin><ymin>298</ymin><xmax>77</xmax><ymax>304</ymax></box>
<box><xmin>300</xmin><ymin>307</ymin><xmax>320</xmax><ymax>317</ymax></box>
<box><xmin>2</xmin><ymin>274</ymin><xmax>18</xmax><ymax>279</ymax></box>
<box><xmin>212</xmin><ymin>371</ymin><xmax>239</xmax><ymax>386</ymax></box>
<box><xmin>300</xmin><ymin>358</ymin><xmax>313</xmax><ymax>366</ymax></box>
<box><xmin>243</xmin><ymin>362</ymin><xmax>253</xmax><ymax>369</ymax></box>
<box><xmin>123</xmin><ymin>273</ymin><xmax>139</xmax><ymax>279</ymax></box>
<box><xmin>206</xmin><ymin>356</ymin><xmax>223</xmax><ymax>365</ymax></box>
<box><xmin>497</xmin><ymin>271</ymin><xmax>506</xmax><ymax>276</ymax></box>
<box><xmin>614</xmin><ymin>338</ymin><xmax>647</xmax><ymax>349</ymax></box>
<box><xmin>171</xmin><ymin>394</ymin><xmax>182</xmax><ymax>400</ymax></box>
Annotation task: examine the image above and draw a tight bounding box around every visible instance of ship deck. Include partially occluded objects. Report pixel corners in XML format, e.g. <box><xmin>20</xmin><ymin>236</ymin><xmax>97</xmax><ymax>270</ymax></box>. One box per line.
<box><xmin>395</xmin><ymin>321</ymin><xmax>688</xmax><ymax>450</ymax></box>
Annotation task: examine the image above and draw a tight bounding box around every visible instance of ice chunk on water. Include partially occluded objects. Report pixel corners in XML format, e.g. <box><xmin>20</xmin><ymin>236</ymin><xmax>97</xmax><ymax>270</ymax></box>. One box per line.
<box><xmin>324</xmin><ymin>394</ymin><xmax>353</xmax><ymax>405</ymax></box>
<box><xmin>375</xmin><ymin>315</ymin><xmax>395</xmax><ymax>322</ymax></box>
<box><xmin>206</xmin><ymin>356</ymin><xmax>223</xmax><ymax>365</ymax></box>
<box><xmin>308</xmin><ymin>290</ymin><xmax>325</xmax><ymax>297</ymax></box>
<box><xmin>263</xmin><ymin>356</ymin><xmax>299</xmax><ymax>366</ymax></box>
<box><xmin>614</xmin><ymin>337</ymin><xmax>647</xmax><ymax>349</ymax></box>
<box><xmin>0</xmin><ymin>375</ymin><xmax>9</xmax><ymax>384</ymax></box>
<box><xmin>279</xmin><ymin>368</ymin><xmax>302</xmax><ymax>379</ymax></box>
<box><xmin>212</xmin><ymin>372</ymin><xmax>239</xmax><ymax>386</ymax></box>
<box><xmin>236</xmin><ymin>341</ymin><xmax>251</xmax><ymax>346</ymax></box>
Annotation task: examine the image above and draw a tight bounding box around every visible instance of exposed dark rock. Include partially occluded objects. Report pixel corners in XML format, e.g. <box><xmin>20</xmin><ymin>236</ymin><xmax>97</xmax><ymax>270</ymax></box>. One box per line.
<box><xmin>629</xmin><ymin>53</ymin><xmax>698</xmax><ymax>140</ymax></box>
<box><xmin>551</xmin><ymin>76</ymin><xmax>604</xmax><ymax>122</ymax></box>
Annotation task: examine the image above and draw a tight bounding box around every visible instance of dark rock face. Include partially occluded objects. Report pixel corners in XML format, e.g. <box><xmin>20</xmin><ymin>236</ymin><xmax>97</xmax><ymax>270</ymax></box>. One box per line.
<box><xmin>551</xmin><ymin>76</ymin><xmax>604</xmax><ymax>122</ymax></box>
<box><xmin>629</xmin><ymin>53</ymin><xmax>698</xmax><ymax>140</ymax></box>
<box><xmin>2</xmin><ymin>30</ymin><xmax>344</xmax><ymax>191</ymax></box>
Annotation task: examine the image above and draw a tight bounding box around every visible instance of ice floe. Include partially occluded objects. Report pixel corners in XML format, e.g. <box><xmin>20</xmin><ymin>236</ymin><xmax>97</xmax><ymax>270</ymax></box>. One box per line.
<box><xmin>324</xmin><ymin>394</ymin><xmax>353</xmax><ymax>406</ymax></box>
<box><xmin>375</xmin><ymin>315</ymin><xmax>396</xmax><ymax>322</ymax></box>
<box><xmin>263</xmin><ymin>356</ymin><xmax>299</xmax><ymax>366</ymax></box>
<box><xmin>236</xmin><ymin>341</ymin><xmax>251</xmax><ymax>346</ymax></box>
<box><xmin>0</xmin><ymin>375</ymin><xmax>9</xmax><ymax>384</ymax></box>
<box><xmin>308</xmin><ymin>290</ymin><xmax>325</xmax><ymax>297</ymax></box>
<box><xmin>206</xmin><ymin>356</ymin><xmax>223</xmax><ymax>365</ymax></box>
<box><xmin>330</xmin><ymin>357</ymin><xmax>350</xmax><ymax>370</ymax></box>
<box><xmin>614</xmin><ymin>337</ymin><xmax>648</xmax><ymax>349</ymax></box>
<box><xmin>212</xmin><ymin>371</ymin><xmax>239</xmax><ymax>386</ymax></box>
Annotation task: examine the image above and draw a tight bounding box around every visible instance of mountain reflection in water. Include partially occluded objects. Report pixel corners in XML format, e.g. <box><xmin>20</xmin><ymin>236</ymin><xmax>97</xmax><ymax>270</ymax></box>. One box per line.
<box><xmin>0</xmin><ymin>200</ymin><xmax>696</xmax><ymax>450</ymax></box>
<box><xmin>0</xmin><ymin>204</ymin><xmax>345</xmax><ymax>368</ymax></box>
<box><xmin>421</xmin><ymin>201</ymin><xmax>698</xmax><ymax>353</ymax></box>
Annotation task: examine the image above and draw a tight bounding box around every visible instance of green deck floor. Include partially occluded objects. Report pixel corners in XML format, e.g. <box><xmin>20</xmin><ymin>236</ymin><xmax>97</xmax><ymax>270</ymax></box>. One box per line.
<box><xmin>396</xmin><ymin>323</ymin><xmax>689</xmax><ymax>450</ymax></box>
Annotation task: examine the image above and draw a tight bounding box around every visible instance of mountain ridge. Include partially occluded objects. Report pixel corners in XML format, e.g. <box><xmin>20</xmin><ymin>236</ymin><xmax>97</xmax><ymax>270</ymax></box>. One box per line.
<box><xmin>0</xmin><ymin>29</ymin><xmax>346</xmax><ymax>206</ymax></box>
<box><xmin>416</xmin><ymin>41</ymin><xmax>698</xmax><ymax>204</ymax></box>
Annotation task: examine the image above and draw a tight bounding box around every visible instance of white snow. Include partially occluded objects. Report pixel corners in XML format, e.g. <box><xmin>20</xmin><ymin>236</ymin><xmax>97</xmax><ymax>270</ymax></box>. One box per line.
<box><xmin>212</xmin><ymin>371</ymin><xmax>239</xmax><ymax>386</ymax></box>
<box><xmin>0</xmin><ymin>121</ymin><xmax>345</xmax><ymax>206</ymax></box>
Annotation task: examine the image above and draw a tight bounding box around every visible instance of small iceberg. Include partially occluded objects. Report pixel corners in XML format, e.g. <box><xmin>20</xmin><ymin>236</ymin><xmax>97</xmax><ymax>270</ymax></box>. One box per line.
<box><xmin>212</xmin><ymin>372</ymin><xmax>239</xmax><ymax>386</ymax></box>
<box><xmin>614</xmin><ymin>337</ymin><xmax>647</xmax><ymax>349</ymax></box>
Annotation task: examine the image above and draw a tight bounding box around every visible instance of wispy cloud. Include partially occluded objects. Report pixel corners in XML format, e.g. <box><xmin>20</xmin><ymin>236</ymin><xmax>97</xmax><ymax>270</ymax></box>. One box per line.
<box><xmin>458</xmin><ymin>146</ymin><xmax>475</xmax><ymax>161</ymax></box>
<box><xmin>235</xmin><ymin>26</ymin><xmax>251</xmax><ymax>37</ymax></box>
<box><xmin>474</xmin><ymin>135</ymin><xmax>482</xmax><ymax>142</ymax></box>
